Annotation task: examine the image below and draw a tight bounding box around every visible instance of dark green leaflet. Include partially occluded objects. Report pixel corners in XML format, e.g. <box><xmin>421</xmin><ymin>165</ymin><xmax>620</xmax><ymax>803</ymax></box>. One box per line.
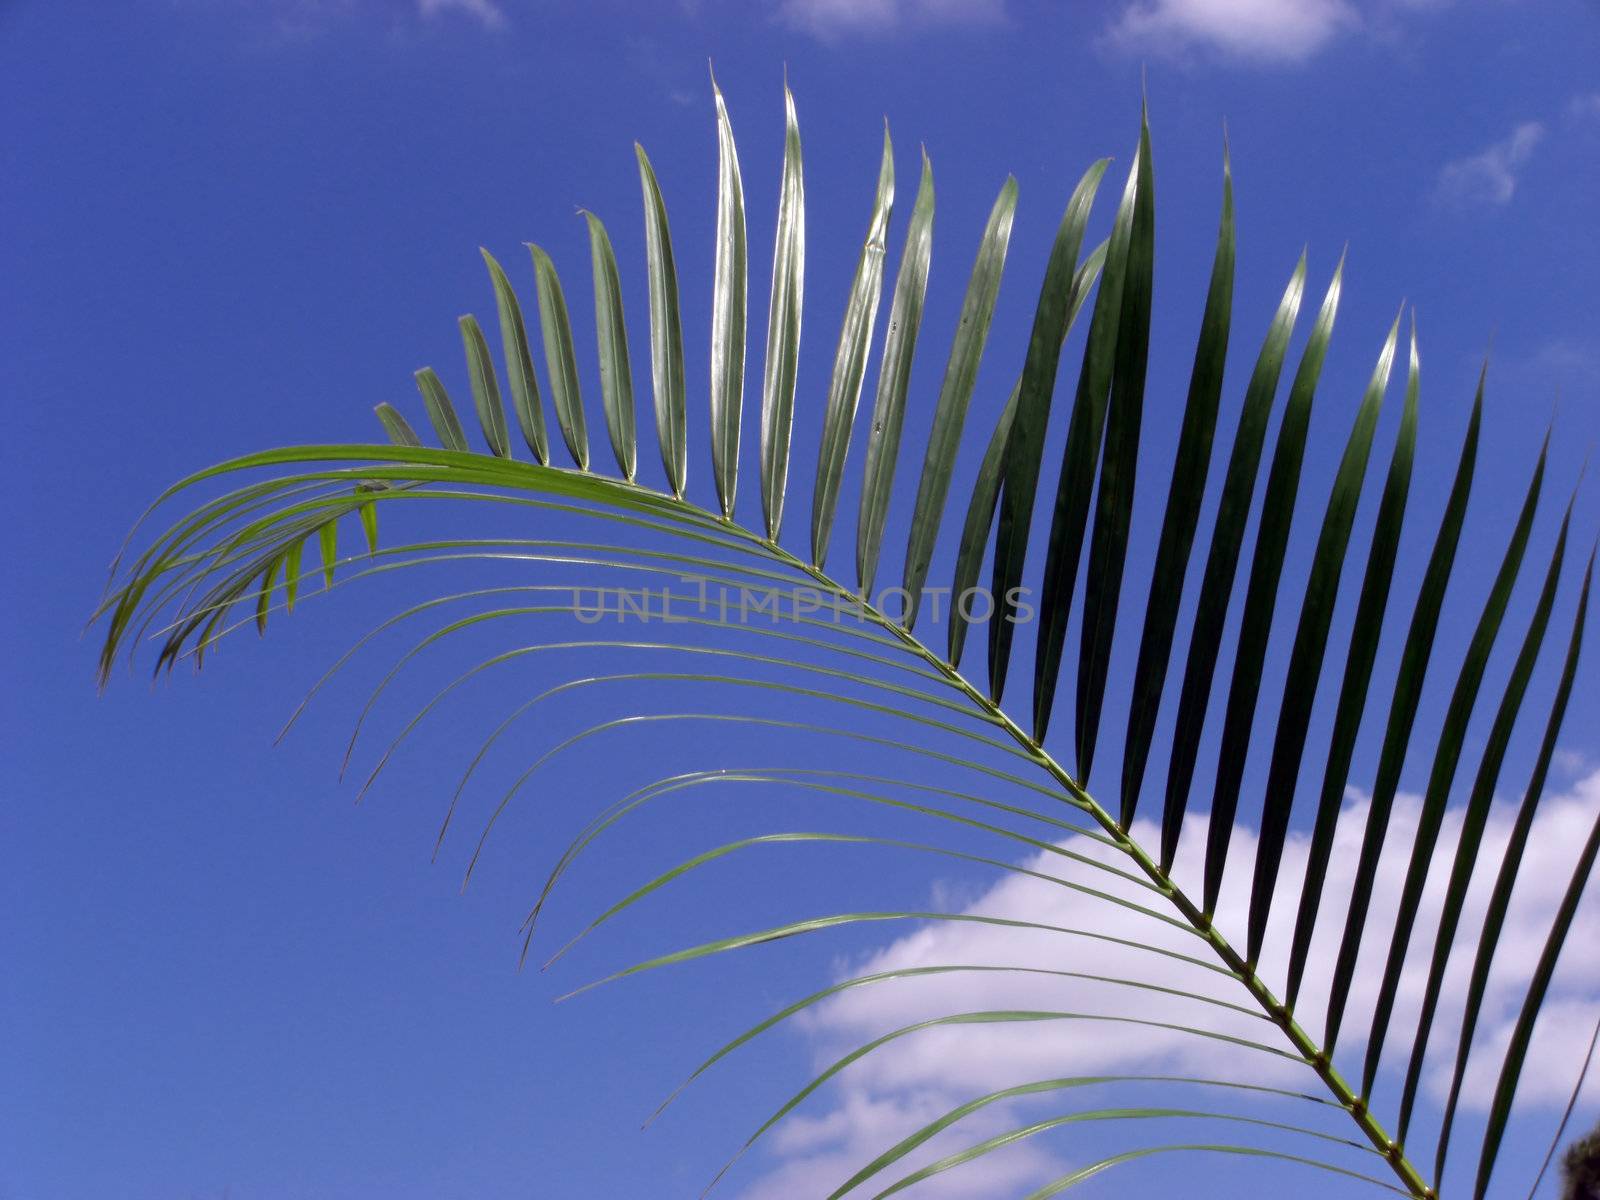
<box><xmin>412</xmin><ymin>366</ymin><xmax>469</xmax><ymax>453</ymax></box>
<box><xmin>1357</xmin><ymin>434</ymin><xmax>1548</xmax><ymax>1096</ymax></box>
<box><xmin>759</xmin><ymin>83</ymin><xmax>804</xmax><ymax>541</ymax></box>
<box><xmin>1283</xmin><ymin>326</ymin><xmax>1419</xmax><ymax>1009</ymax></box>
<box><xmin>1473</xmin><ymin>799</ymin><xmax>1600</xmax><ymax>1200</ymax></box>
<box><xmin>948</xmin><ymin>246</ymin><xmax>1107</xmax><ymax>671</ymax></box>
<box><xmin>1394</xmin><ymin>495</ymin><xmax>1573</xmax><ymax>1145</ymax></box>
<box><xmin>527</xmin><ymin>243</ymin><xmax>591</xmax><ymax>469</ymax></box>
<box><xmin>634</xmin><ymin>144</ymin><xmax>686</xmax><ymax>495</ymax></box>
<box><xmin>812</xmin><ymin>125</ymin><xmax>893</xmax><ymax>569</ymax></box>
<box><xmin>1432</xmin><ymin>545</ymin><xmax>1592</xmax><ymax>1183</ymax></box>
<box><xmin>1200</xmin><ymin>259</ymin><xmax>1344</xmax><ymax>916</ymax></box>
<box><xmin>458</xmin><ymin>313</ymin><xmax>511</xmax><ymax>458</ymax></box>
<box><xmin>1119</xmin><ymin>144</ymin><xmax>1234</xmax><ymax>829</ymax></box>
<box><xmin>373</xmin><ymin>402</ymin><xmax>421</xmax><ymax>447</ymax></box>
<box><xmin>995</xmin><ymin>150</ymin><xmax>1122</xmax><ymax>710</ymax></box>
<box><xmin>582</xmin><ymin>211</ymin><xmax>637</xmax><ymax>480</ymax></box>
<box><xmin>1073</xmin><ymin>107</ymin><xmax>1155</xmax><ymax>782</ymax></box>
<box><xmin>1321</xmin><ymin>374</ymin><xmax>1483</xmax><ymax>1055</ymax></box>
<box><xmin>710</xmin><ymin>76</ymin><xmax>747</xmax><ymax>519</ymax></box>
<box><xmin>1158</xmin><ymin>253</ymin><xmax>1306</xmax><ymax>870</ymax></box>
<box><xmin>480</xmin><ymin>247</ymin><xmax>550</xmax><ymax>464</ymax></box>
<box><xmin>856</xmin><ymin>149</ymin><xmax>933</xmax><ymax>595</ymax></box>
<box><xmin>1245</xmin><ymin>309</ymin><xmax>1401</xmax><ymax>962</ymax></box>
<box><xmin>900</xmin><ymin>176</ymin><xmax>1019</xmax><ymax>630</ymax></box>
<box><xmin>949</xmin><ymin>388</ymin><xmax>1018</xmax><ymax>670</ymax></box>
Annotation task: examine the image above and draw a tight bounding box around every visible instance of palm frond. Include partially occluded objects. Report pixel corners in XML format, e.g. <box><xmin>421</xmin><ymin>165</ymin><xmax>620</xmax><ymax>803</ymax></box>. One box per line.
<box><xmin>96</xmin><ymin>84</ymin><xmax>1597</xmax><ymax>1200</ymax></box>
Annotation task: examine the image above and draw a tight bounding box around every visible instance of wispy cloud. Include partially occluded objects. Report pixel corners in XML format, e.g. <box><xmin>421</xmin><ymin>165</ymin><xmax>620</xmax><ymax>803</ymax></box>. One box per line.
<box><xmin>417</xmin><ymin>0</ymin><xmax>506</xmax><ymax>28</ymax></box>
<box><xmin>1570</xmin><ymin>92</ymin><xmax>1600</xmax><ymax>122</ymax></box>
<box><xmin>736</xmin><ymin>771</ymin><xmax>1600</xmax><ymax>1198</ymax></box>
<box><xmin>1434</xmin><ymin>121</ymin><xmax>1545</xmax><ymax>207</ymax></box>
<box><xmin>776</xmin><ymin>0</ymin><xmax>1006</xmax><ymax>39</ymax></box>
<box><xmin>1105</xmin><ymin>0</ymin><xmax>1360</xmax><ymax>63</ymax></box>
<box><xmin>225</xmin><ymin>0</ymin><xmax>507</xmax><ymax>38</ymax></box>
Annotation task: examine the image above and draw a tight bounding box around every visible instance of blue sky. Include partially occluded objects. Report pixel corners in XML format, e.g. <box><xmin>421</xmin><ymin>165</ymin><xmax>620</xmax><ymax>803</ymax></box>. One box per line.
<box><xmin>4</xmin><ymin>1</ymin><xmax>1600</xmax><ymax>1198</ymax></box>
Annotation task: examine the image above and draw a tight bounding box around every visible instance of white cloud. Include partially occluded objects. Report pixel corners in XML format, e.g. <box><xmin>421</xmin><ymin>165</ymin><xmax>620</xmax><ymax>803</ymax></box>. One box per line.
<box><xmin>736</xmin><ymin>771</ymin><xmax>1600</xmax><ymax>1198</ymax></box>
<box><xmin>1105</xmin><ymin>0</ymin><xmax>1360</xmax><ymax>63</ymax></box>
<box><xmin>417</xmin><ymin>0</ymin><xmax>505</xmax><ymax>27</ymax></box>
<box><xmin>1434</xmin><ymin>121</ymin><xmax>1545</xmax><ymax>207</ymax></box>
<box><xmin>226</xmin><ymin>0</ymin><xmax>506</xmax><ymax>37</ymax></box>
<box><xmin>1569</xmin><ymin>92</ymin><xmax>1600</xmax><ymax>122</ymax></box>
<box><xmin>776</xmin><ymin>0</ymin><xmax>1006</xmax><ymax>39</ymax></box>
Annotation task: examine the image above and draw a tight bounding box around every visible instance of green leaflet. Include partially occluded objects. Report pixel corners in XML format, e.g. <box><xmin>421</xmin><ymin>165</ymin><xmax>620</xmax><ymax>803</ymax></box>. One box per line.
<box><xmin>1357</xmin><ymin>431</ymin><xmax>1548</xmax><ymax>1095</ymax></box>
<box><xmin>282</xmin><ymin>538</ymin><xmax>302</xmax><ymax>612</ymax></box>
<box><xmin>946</xmin><ymin>243</ymin><xmax>1108</xmax><ymax>671</ymax></box>
<box><xmin>856</xmin><ymin>148</ymin><xmax>933</xmax><ymax>595</ymax></box>
<box><xmin>1394</xmin><ymin>492</ymin><xmax>1573</xmax><ymax>1145</ymax></box>
<box><xmin>553</xmin><ymin>830</ymin><xmax>1187</xmax><ymax>968</ymax></box>
<box><xmin>1009</xmin><ymin>146</ymin><xmax>1128</xmax><ymax>715</ymax></box>
<box><xmin>828</xmin><ymin>1074</ymin><xmax>1338</xmax><ymax>1199</ymax></box>
<box><xmin>866</xmin><ymin>1106</ymin><xmax>1371</xmax><ymax>1199</ymax></box>
<box><xmin>1158</xmin><ymin>253</ymin><xmax>1306</xmax><ymax>871</ymax></box>
<box><xmin>527</xmin><ymin>243</ymin><xmax>590</xmax><ymax>469</ymax></box>
<box><xmin>1473</xmin><ymin>793</ymin><xmax>1600</xmax><ymax>1199</ymax></box>
<box><xmin>1024</xmin><ymin>1145</ymin><xmax>1408</xmax><ymax>1199</ymax></box>
<box><xmin>1119</xmin><ymin>143</ymin><xmax>1233</xmax><ymax>827</ymax></box>
<box><xmin>1433</xmin><ymin>545</ymin><xmax>1592</xmax><ymax>1183</ymax></box>
<box><xmin>1284</xmin><ymin>325</ymin><xmax>1420</xmax><ymax>1008</ymax></box>
<box><xmin>412</xmin><ymin>366</ymin><xmax>469</xmax><ymax>452</ymax></box>
<box><xmin>947</xmin><ymin>388</ymin><xmax>1018</xmax><ymax>670</ymax></box>
<box><xmin>759</xmin><ymin>81</ymin><xmax>805</xmax><ymax>540</ymax></box>
<box><xmin>1321</xmin><ymin>372</ymin><xmax>1483</xmax><ymax>1055</ymax></box>
<box><xmin>318</xmin><ymin>520</ymin><xmax>336</xmax><ymax>587</ymax></box>
<box><xmin>457</xmin><ymin>313</ymin><xmax>511</xmax><ymax>457</ymax></box>
<box><xmin>1074</xmin><ymin>103</ymin><xmax>1155</xmax><ymax>781</ymax></box>
<box><xmin>812</xmin><ymin>124</ymin><xmax>893</xmax><ymax>569</ymax></box>
<box><xmin>710</xmin><ymin>75</ymin><xmax>747</xmax><ymax>519</ymax></box>
<box><xmin>582</xmin><ymin>210</ymin><xmax>637</xmax><ymax>480</ymax></box>
<box><xmin>480</xmin><ymin>247</ymin><xmax>550</xmax><ymax>463</ymax></box>
<box><xmin>1245</xmin><ymin>307</ymin><xmax>1401</xmax><ymax>961</ymax></box>
<box><xmin>900</xmin><ymin>175</ymin><xmax>1019</xmax><ymax>631</ymax></box>
<box><xmin>373</xmin><ymin>402</ymin><xmax>421</xmax><ymax>447</ymax></box>
<box><xmin>635</xmin><ymin>144</ymin><xmax>687</xmax><ymax>494</ymax></box>
<box><xmin>1201</xmin><ymin>257</ymin><xmax>1344</xmax><ymax>917</ymax></box>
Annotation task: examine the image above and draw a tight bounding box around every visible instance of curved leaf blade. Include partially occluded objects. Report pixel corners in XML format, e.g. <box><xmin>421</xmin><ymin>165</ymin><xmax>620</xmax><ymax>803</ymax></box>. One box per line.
<box><xmin>1200</xmin><ymin>257</ymin><xmax>1344</xmax><ymax>916</ymax></box>
<box><xmin>527</xmin><ymin>243</ymin><xmax>591</xmax><ymax>469</ymax></box>
<box><xmin>1321</xmin><ymin>370</ymin><xmax>1484</xmax><ymax>1055</ymax></box>
<box><xmin>1394</xmin><ymin>492</ymin><xmax>1573</xmax><ymax>1144</ymax></box>
<box><xmin>759</xmin><ymin>81</ymin><xmax>806</xmax><ymax>541</ymax></box>
<box><xmin>710</xmin><ymin>76</ymin><xmax>748</xmax><ymax>519</ymax></box>
<box><xmin>373</xmin><ymin>402</ymin><xmax>421</xmax><ymax>447</ymax></box>
<box><xmin>458</xmin><ymin>313</ymin><xmax>511</xmax><ymax>458</ymax></box>
<box><xmin>480</xmin><ymin>247</ymin><xmax>549</xmax><ymax>463</ymax></box>
<box><xmin>1074</xmin><ymin>105</ymin><xmax>1156</xmax><ymax>781</ymax></box>
<box><xmin>901</xmin><ymin>174</ymin><xmax>1019</xmax><ymax>631</ymax></box>
<box><xmin>1246</xmin><ymin>306</ymin><xmax>1401</xmax><ymax>961</ymax></box>
<box><xmin>1433</xmin><ymin>544</ymin><xmax>1593</xmax><ymax>1183</ymax></box>
<box><xmin>813</xmin><ymin>124</ymin><xmax>894</xmax><ymax>568</ymax></box>
<box><xmin>856</xmin><ymin>148</ymin><xmax>934</xmax><ymax>595</ymax></box>
<box><xmin>412</xmin><ymin>366</ymin><xmax>469</xmax><ymax>453</ymax></box>
<box><xmin>1119</xmin><ymin>144</ymin><xmax>1234</xmax><ymax>827</ymax></box>
<box><xmin>1358</xmin><ymin>430</ymin><xmax>1548</xmax><ymax>1094</ymax></box>
<box><xmin>1283</xmin><ymin>323</ymin><xmax>1420</xmax><ymax>1008</ymax></box>
<box><xmin>1158</xmin><ymin>252</ymin><xmax>1307</xmax><ymax>870</ymax></box>
<box><xmin>635</xmin><ymin>144</ymin><xmax>687</xmax><ymax>495</ymax></box>
<box><xmin>583</xmin><ymin>210</ymin><xmax>638</xmax><ymax>480</ymax></box>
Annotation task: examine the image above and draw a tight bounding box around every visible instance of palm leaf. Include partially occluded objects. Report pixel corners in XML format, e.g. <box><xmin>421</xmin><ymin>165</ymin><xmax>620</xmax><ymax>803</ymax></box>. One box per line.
<box><xmin>95</xmin><ymin>85</ymin><xmax>1597</xmax><ymax>1200</ymax></box>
